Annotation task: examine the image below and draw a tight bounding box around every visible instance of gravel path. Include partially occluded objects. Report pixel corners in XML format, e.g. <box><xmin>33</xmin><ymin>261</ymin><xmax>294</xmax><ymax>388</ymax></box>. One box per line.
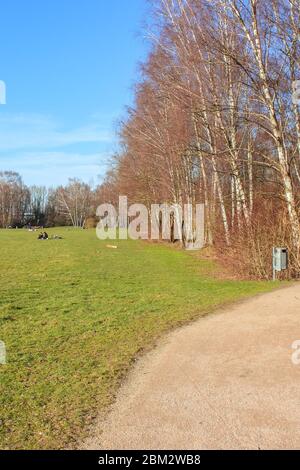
<box><xmin>82</xmin><ymin>285</ymin><xmax>300</xmax><ymax>450</ymax></box>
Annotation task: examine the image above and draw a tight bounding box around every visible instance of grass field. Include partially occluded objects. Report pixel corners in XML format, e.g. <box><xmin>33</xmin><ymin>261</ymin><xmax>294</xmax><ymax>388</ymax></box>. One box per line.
<box><xmin>0</xmin><ymin>228</ymin><xmax>277</xmax><ymax>449</ymax></box>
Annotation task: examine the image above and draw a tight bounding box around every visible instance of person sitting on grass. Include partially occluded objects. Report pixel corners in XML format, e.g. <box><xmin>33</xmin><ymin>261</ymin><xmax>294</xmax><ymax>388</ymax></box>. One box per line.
<box><xmin>38</xmin><ymin>232</ymin><xmax>49</xmax><ymax>240</ymax></box>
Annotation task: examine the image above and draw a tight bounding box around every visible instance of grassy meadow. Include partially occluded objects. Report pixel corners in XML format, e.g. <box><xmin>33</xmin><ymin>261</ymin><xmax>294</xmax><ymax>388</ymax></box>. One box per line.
<box><xmin>0</xmin><ymin>228</ymin><xmax>276</xmax><ymax>449</ymax></box>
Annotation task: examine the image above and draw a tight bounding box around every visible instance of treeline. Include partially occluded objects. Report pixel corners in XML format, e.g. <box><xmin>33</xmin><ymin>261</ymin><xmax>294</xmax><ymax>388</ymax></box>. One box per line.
<box><xmin>97</xmin><ymin>0</ymin><xmax>300</xmax><ymax>279</ymax></box>
<box><xmin>0</xmin><ymin>171</ymin><xmax>98</xmax><ymax>229</ymax></box>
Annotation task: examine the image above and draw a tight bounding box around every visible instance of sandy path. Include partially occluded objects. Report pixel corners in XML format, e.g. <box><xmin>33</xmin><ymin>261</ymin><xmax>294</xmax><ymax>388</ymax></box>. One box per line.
<box><xmin>82</xmin><ymin>285</ymin><xmax>300</xmax><ymax>450</ymax></box>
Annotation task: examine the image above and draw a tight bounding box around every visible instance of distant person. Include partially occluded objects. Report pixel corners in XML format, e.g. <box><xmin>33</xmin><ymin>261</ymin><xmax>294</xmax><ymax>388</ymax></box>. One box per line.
<box><xmin>38</xmin><ymin>232</ymin><xmax>48</xmax><ymax>240</ymax></box>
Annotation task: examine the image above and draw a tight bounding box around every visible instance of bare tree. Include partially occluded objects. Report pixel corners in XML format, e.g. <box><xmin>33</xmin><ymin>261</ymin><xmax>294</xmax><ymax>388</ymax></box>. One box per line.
<box><xmin>57</xmin><ymin>179</ymin><xmax>93</xmax><ymax>228</ymax></box>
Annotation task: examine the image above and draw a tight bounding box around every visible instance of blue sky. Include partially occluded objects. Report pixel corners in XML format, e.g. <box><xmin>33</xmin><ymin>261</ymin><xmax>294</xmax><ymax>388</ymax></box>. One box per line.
<box><xmin>0</xmin><ymin>0</ymin><xmax>149</xmax><ymax>187</ymax></box>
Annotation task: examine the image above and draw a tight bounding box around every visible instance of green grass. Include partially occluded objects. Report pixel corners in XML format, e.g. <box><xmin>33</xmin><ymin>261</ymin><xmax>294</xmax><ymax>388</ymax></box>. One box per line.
<box><xmin>0</xmin><ymin>228</ymin><xmax>276</xmax><ymax>449</ymax></box>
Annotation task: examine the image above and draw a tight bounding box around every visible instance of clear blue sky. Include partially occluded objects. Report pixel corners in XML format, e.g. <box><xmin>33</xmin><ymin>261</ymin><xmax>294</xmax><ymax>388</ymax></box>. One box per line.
<box><xmin>0</xmin><ymin>0</ymin><xmax>149</xmax><ymax>187</ymax></box>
